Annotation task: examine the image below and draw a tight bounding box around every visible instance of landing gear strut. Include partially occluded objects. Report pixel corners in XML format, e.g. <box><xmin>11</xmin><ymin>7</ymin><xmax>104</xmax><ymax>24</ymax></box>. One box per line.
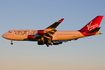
<box><xmin>46</xmin><ymin>43</ymin><xmax>49</xmax><ymax>47</ymax></box>
<box><xmin>46</xmin><ymin>43</ymin><xmax>52</xmax><ymax>47</ymax></box>
<box><xmin>11</xmin><ymin>40</ymin><xmax>13</xmax><ymax>45</ymax></box>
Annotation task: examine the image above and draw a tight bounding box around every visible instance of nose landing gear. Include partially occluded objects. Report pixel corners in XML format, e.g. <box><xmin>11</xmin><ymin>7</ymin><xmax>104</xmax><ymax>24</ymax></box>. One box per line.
<box><xmin>10</xmin><ymin>40</ymin><xmax>13</xmax><ymax>45</ymax></box>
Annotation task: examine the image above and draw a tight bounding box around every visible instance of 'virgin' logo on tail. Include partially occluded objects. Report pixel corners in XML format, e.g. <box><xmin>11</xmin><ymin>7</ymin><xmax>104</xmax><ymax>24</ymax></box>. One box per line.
<box><xmin>87</xmin><ymin>21</ymin><xmax>99</xmax><ymax>30</ymax></box>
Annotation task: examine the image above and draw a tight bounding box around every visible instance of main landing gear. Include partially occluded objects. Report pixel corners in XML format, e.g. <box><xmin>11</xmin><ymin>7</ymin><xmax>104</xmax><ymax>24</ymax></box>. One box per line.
<box><xmin>46</xmin><ymin>43</ymin><xmax>52</xmax><ymax>47</ymax></box>
<box><xmin>10</xmin><ymin>40</ymin><xmax>13</xmax><ymax>45</ymax></box>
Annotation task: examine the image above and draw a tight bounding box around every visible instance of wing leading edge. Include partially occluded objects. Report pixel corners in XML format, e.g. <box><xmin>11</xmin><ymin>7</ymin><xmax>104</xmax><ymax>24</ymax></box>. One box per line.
<box><xmin>46</xmin><ymin>18</ymin><xmax>64</xmax><ymax>30</ymax></box>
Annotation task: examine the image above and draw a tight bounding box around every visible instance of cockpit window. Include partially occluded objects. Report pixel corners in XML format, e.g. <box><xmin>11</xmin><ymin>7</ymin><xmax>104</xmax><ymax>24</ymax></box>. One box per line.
<box><xmin>8</xmin><ymin>30</ymin><xmax>12</xmax><ymax>33</ymax></box>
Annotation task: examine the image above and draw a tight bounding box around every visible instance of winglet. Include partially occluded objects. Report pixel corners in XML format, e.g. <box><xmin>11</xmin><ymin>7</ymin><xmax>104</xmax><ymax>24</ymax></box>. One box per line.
<box><xmin>58</xmin><ymin>18</ymin><xmax>64</xmax><ymax>22</ymax></box>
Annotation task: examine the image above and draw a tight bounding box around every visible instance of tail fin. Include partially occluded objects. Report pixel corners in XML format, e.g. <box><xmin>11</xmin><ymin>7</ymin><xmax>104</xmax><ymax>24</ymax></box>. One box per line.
<box><xmin>79</xmin><ymin>16</ymin><xmax>103</xmax><ymax>32</ymax></box>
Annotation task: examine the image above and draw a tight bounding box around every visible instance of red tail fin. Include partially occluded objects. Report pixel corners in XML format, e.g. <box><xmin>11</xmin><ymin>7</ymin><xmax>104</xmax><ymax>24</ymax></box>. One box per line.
<box><xmin>79</xmin><ymin>16</ymin><xmax>103</xmax><ymax>32</ymax></box>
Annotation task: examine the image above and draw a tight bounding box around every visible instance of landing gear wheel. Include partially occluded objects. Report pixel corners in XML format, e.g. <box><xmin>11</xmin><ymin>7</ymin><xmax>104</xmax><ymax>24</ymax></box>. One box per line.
<box><xmin>46</xmin><ymin>43</ymin><xmax>49</xmax><ymax>47</ymax></box>
<box><xmin>11</xmin><ymin>43</ymin><xmax>13</xmax><ymax>45</ymax></box>
<box><xmin>10</xmin><ymin>40</ymin><xmax>13</xmax><ymax>45</ymax></box>
<box><xmin>50</xmin><ymin>43</ymin><xmax>52</xmax><ymax>46</ymax></box>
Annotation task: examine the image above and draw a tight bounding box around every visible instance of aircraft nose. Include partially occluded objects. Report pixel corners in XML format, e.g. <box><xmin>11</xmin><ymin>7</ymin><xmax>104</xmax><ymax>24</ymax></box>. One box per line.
<box><xmin>2</xmin><ymin>32</ymin><xmax>13</xmax><ymax>39</ymax></box>
<box><xmin>2</xmin><ymin>34</ymin><xmax>6</xmax><ymax>38</ymax></box>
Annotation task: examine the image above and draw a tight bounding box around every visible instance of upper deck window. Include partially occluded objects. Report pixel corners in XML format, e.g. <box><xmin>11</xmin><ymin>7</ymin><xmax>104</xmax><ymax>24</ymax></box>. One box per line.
<box><xmin>8</xmin><ymin>30</ymin><xmax>12</xmax><ymax>33</ymax></box>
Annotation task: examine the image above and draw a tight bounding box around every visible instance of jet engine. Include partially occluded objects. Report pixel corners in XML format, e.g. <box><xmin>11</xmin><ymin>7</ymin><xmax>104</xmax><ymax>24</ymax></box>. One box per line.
<box><xmin>27</xmin><ymin>34</ymin><xmax>40</xmax><ymax>39</ymax></box>
<box><xmin>38</xmin><ymin>41</ymin><xmax>44</xmax><ymax>45</ymax></box>
<box><xmin>27</xmin><ymin>35</ymin><xmax>34</xmax><ymax>39</ymax></box>
<box><xmin>53</xmin><ymin>41</ymin><xmax>62</xmax><ymax>45</ymax></box>
<box><xmin>37</xmin><ymin>30</ymin><xmax>45</xmax><ymax>35</ymax></box>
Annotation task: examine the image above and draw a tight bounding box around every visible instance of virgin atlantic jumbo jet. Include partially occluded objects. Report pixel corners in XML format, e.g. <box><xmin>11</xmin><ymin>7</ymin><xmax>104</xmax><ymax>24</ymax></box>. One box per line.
<box><xmin>2</xmin><ymin>16</ymin><xmax>104</xmax><ymax>47</ymax></box>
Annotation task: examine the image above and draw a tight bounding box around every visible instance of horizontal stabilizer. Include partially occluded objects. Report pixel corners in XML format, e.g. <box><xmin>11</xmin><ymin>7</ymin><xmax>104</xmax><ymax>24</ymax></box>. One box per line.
<box><xmin>86</xmin><ymin>27</ymin><xmax>100</xmax><ymax>33</ymax></box>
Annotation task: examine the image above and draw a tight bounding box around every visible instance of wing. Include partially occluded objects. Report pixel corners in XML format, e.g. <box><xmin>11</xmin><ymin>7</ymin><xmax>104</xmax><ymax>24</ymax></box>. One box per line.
<box><xmin>38</xmin><ymin>18</ymin><xmax>64</xmax><ymax>47</ymax></box>
<box><xmin>26</xmin><ymin>18</ymin><xmax>64</xmax><ymax>47</ymax></box>
<box><xmin>46</xmin><ymin>18</ymin><xmax>64</xmax><ymax>30</ymax></box>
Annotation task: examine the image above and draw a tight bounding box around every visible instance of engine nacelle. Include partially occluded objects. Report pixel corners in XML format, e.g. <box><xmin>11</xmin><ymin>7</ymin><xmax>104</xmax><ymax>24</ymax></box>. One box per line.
<box><xmin>53</xmin><ymin>41</ymin><xmax>62</xmax><ymax>45</ymax></box>
<box><xmin>37</xmin><ymin>30</ymin><xmax>45</xmax><ymax>35</ymax></box>
<box><xmin>38</xmin><ymin>41</ymin><xmax>44</xmax><ymax>45</ymax></box>
<box><xmin>27</xmin><ymin>35</ymin><xmax>34</xmax><ymax>39</ymax></box>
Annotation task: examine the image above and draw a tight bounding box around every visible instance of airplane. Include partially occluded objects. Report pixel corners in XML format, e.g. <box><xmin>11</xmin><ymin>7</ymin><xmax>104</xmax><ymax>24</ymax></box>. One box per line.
<box><xmin>2</xmin><ymin>16</ymin><xmax>104</xmax><ymax>47</ymax></box>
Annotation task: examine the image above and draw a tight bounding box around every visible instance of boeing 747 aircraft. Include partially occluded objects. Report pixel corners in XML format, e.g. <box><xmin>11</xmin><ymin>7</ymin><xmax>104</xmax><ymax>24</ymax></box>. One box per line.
<box><xmin>2</xmin><ymin>16</ymin><xmax>103</xmax><ymax>47</ymax></box>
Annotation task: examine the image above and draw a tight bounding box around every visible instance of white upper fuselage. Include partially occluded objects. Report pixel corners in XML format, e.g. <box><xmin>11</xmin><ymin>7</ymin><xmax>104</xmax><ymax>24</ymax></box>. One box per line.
<box><xmin>2</xmin><ymin>30</ymin><xmax>85</xmax><ymax>41</ymax></box>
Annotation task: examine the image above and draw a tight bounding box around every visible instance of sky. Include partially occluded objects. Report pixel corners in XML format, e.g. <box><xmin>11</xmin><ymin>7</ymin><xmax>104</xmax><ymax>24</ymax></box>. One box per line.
<box><xmin>0</xmin><ymin>0</ymin><xmax>105</xmax><ymax>70</ymax></box>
